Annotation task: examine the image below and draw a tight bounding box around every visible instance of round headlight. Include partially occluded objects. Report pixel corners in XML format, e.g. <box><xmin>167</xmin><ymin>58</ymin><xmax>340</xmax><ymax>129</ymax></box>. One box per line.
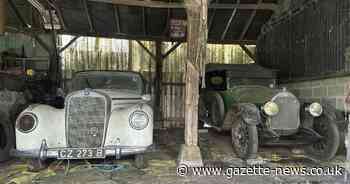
<box><xmin>263</xmin><ymin>101</ymin><xmax>279</xmax><ymax>116</ymax></box>
<box><xmin>129</xmin><ymin>111</ymin><xmax>149</xmax><ymax>130</ymax></box>
<box><xmin>16</xmin><ymin>113</ymin><xmax>37</xmax><ymax>133</ymax></box>
<box><xmin>308</xmin><ymin>103</ymin><xmax>323</xmax><ymax>117</ymax></box>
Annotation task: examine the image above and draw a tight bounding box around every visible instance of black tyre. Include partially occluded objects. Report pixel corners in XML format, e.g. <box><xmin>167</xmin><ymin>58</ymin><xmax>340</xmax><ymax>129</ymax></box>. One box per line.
<box><xmin>231</xmin><ymin>118</ymin><xmax>258</xmax><ymax>160</ymax></box>
<box><xmin>208</xmin><ymin>92</ymin><xmax>225</xmax><ymax>126</ymax></box>
<box><xmin>0</xmin><ymin>115</ymin><xmax>14</xmax><ymax>162</ymax></box>
<box><xmin>305</xmin><ymin>115</ymin><xmax>340</xmax><ymax>161</ymax></box>
<box><xmin>134</xmin><ymin>154</ymin><xmax>148</xmax><ymax>169</ymax></box>
<box><xmin>198</xmin><ymin>95</ymin><xmax>208</xmax><ymax>129</ymax></box>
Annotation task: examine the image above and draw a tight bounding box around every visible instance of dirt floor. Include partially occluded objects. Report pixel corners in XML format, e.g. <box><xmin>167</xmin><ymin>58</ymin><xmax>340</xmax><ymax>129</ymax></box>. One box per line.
<box><xmin>0</xmin><ymin>129</ymin><xmax>348</xmax><ymax>184</ymax></box>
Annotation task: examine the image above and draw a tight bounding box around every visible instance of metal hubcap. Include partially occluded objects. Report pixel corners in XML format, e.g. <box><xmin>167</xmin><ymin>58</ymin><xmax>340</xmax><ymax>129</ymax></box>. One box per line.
<box><xmin>232</xmin><ymin>121</ymin><xmax>249</xmax><ymax>154</ymax></box>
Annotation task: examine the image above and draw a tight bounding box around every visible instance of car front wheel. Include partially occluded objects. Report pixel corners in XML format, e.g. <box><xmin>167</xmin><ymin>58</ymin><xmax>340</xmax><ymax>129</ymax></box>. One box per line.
<box><xmin>231</xmin><ymin>118</ymin><xmax>258</xmax><ymax>160</ymax></box>
<box><xmin>305</xmin><ymin>115</ymin><xmax>340</xmax><ymax>161</ymax></box>
<box><xmin>0</xmin><ymin>116</ymin><xmax>14</xmax><ymax>162</ymax></box>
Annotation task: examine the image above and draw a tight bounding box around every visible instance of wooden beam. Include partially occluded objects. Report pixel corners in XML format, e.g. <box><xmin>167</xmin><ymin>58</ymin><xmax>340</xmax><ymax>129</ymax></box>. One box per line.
<box><xmin>184</xmin><ymin>0</ymin><xmax>207</xmax><ymax>146</ymax></box>
<box><xmin>221</xmin><ymin>0</ymin><xmax>240</xmax><ymax>41</ymax></box>
<box><xmin>163</xmin><ymin>42</ymin><xmax>181</xmax><ymax>59</ymax></box>
<box><xmin>239</xmin><ymin>0</ymin><xmax>262</xmax><ymax>40</ymax></box>
<box><xmin>208</xmin><ymin>0</ymin><xmax>218</xmax><ymax>36</ymax></box>
<box><xmin>8</xmin><ymin>0</ymin><xmax>30</xmax><ymax>29</ymax></box>
<box><xmin>154</xmin><ymin>41</ymin><xmax>163</xmax><ymax>121</ymax></box>
<box><xmin>58</xmin><ymin>31</ymin><xmax>256</xmax><ymax>45</ymax></box>
<box><xmin>112</xmin><ymin>5</ymin><xmax>121</xmax><ymax>33</ymax></box>
<box><xmin>142</xmin><ymin>7</ymin><xmax>147</xmax><ymax>36</ymax></box>
<box><xmin>82</xmin><ymin>0</ymin><xmax>95</xmax><ymax>32</ymax></box>
<box><xmin>240</xmin><ymin>45</ymin><xmax>256</xmax><ymax>61</ymax></box>
<box><xmin>59</xmin><ymin>36</ymin><xmax>80</xmax><ymax>53</ymax></box>
<box><xmin>128</xmin><ymin>41</ymin><xmax>132</xmax><ymax>70</ymax></box>
<box><xmin>136</xmin><ymin>40</ymin><xmax>156</xmax><ymax>60</ymax></box>
<box><xmin>0</xmin><ymin>0</ymin><xmax>7</xmax><ymax>34</ymax></box>
<box><xmin>162</xmin><ymin>4</ymin><xmax>171</xmax><ymax>36</ymax></box>
<box><xmin>89</xmin><ymin>0</ymin><xmax>277</xmax><ymax>11</ymax></box>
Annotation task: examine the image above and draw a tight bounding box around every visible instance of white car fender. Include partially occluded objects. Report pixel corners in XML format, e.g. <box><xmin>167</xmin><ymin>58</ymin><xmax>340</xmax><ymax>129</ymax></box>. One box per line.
<box><xmin>104</xmin><ymin>103</ymin><xmax>153</xmax><ymax>147</ymax></box>
<box><xmin>15</xmin><ymin>105</ymin><xmax>66</xmax><ymax>151</ymax></box>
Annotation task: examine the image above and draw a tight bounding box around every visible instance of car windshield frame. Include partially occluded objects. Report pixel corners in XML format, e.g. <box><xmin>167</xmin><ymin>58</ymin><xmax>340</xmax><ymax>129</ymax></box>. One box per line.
<box><xmin>70</xmin><ymin>71</ymin><xmax>144</xmax><ymax>94</ymax></box>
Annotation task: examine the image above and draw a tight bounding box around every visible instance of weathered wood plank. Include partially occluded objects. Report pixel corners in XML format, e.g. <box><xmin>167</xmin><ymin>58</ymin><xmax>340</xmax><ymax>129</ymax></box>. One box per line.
<box><xmin>89</xmin><ymin>0</ymin><xmax>277</xmax><ymax>11</ymax></box>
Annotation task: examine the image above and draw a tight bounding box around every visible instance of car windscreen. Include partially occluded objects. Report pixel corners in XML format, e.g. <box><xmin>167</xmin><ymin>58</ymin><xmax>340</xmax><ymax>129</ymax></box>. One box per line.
<box><xmin>71</xmin><ymin>72</ymin><xmax>144</xmax><ymax>94</ymax></box>
<box><xmin>227</xmin><ymin>78</ymin><xmax>276</xmax><ymax>88</ymax></box>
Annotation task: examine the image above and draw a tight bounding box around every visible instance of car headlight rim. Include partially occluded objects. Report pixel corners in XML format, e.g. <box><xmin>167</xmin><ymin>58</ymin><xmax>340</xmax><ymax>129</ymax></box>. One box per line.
<box><xmin>308</xmin><ymin>102</ymin><xmax>323</xmax><ymax>117</ymax></box>
<box><xmin>129</xmin><ymin>111</ymin><xmax>149</xmax><ymax>130</ymax></box>
<box><xmin>263</xmin><ymin>101</ymin><xmax>279</xmax><ymax>116</ymax></box>
<box><xmin>16</xmin><ymin>113</ymin><xmax>38</xmax><ymax>133</ymax></box>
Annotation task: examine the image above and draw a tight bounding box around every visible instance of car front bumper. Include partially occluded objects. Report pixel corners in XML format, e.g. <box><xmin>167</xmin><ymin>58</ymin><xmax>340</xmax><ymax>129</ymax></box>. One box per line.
<box><xmin>11</xmin><ymin>139</ymin><xmax>151</xmax><ymax>160</ymax></box>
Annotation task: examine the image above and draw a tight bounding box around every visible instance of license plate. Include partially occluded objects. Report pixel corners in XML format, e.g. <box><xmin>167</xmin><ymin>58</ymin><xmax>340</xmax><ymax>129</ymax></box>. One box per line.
<box><xmin>58</xmin><ymin>148</ymin><xmax>105</xmax><ymax>159</ymax></box>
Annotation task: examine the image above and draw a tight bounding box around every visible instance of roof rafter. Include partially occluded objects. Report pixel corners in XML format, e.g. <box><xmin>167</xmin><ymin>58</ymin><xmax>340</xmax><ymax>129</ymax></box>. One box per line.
<box><xmin>221</xmin><ymin>0</ymin><xmax>240</xmax><ymax>41</ymax></box>
<box><xmin>112</xmin><ymin>4</ymin><xmax>121</xmax><ymax>33</ymax></box>
<box><xmin>239</xmin><ymin>0</ymin><xmax>262</xmax><ymax>40</ymax></box>
<box><xmin>82</xmin><ymin>0</ymin><xmax>95</xmax><ymax>32</ymax></box>
<box><xmin>88</xmin><ymin>0</ymin><xmax>277</xmax><ymax>11</ymax></box>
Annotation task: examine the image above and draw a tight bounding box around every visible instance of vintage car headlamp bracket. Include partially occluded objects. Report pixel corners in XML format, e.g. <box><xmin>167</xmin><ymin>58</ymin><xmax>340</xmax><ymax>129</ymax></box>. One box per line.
<box><xmin>129</xmin><ymin>111</ymin><xmax>149</xmax><ymax>130</ymax></box>
<box><xmin>262</xmin><ymin>101</ymin><xmax>279</xmax><ymax>117</ymax></box>
<box><xmin>16</xmin><ymin>113</ymin><xmax>38</xmax><ymax>133</ymax></box>
<box><xmin>306</xmin><ymin>102</ymin><xmax>323</xmax><ymax>117</ymax></box>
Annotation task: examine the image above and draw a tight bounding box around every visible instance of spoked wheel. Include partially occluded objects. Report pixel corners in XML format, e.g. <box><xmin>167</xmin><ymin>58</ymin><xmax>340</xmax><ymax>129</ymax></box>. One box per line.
<box><xmin>305</xmin><ymin>115</ymin><xmax>340</xmax><ymax>161</ymax></box>
<box><xmin>231</xmin><ymin>118</ymin><xmax>258</xmax><ymax>160</ymax></box>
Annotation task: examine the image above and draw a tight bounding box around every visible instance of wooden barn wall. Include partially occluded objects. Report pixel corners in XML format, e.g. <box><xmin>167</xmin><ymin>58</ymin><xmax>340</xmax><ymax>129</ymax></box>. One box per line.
<box><xmin>61</xmin><ymin>36</ymin><xmax>254</xmax><ymax>128</ymax></box>
<box><xmin>257</xmin><ymin>0</ymin><xmax>350</xmax><ymax>81</ymax></box>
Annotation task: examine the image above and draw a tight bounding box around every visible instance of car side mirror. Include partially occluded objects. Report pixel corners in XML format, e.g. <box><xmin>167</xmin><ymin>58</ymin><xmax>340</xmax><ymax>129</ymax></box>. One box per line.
<box><xmin>142</xmin><ymin>94</ymin><xmax>151</xmax><ymax>102</ymax></box>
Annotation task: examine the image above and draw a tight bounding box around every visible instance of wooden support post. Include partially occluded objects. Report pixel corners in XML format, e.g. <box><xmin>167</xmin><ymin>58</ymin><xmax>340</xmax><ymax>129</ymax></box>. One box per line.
<box><xmin>154</xmin><ymin>41</ymin><xmax>163</xmax><ymax>123</ymax></box>
<box><xmin>178</xmin><ymin>0</ymin><xmax>207</xmax><ymax>167</ymax></box>
<box><xmin>0</xmin><ymin>0</ymin><xmax>7</xmax><ymax>34</ymax></box>
<box><xmin>128</xmin><ymin>41</ymin><xmax>133</xmax><ymax>70</ymax></box>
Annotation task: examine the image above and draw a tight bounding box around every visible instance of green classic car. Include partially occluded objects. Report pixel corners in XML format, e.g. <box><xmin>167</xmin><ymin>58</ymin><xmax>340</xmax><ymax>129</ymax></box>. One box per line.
<box><xmin>199</xmin><ymin>64</ymin><xmax>340</xmax><ymax>161</ymax></box>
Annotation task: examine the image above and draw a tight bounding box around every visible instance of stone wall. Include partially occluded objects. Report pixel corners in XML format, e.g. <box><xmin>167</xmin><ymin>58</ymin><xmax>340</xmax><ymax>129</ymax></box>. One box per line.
<box><xmin>282</xmin><ymin>76</ymin><xmax>350</xmax><ymax>111</ymax></box>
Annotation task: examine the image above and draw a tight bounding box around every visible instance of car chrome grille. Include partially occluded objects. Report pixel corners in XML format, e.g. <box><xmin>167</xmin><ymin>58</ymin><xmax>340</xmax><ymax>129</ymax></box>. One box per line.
<box><xmin>67</xmin><ymin>94</ymin><xmax>106</xmax><ymax>148</ymax></box>
<box><xmin>271</xmin><ymin>93</ymin><xmax>300</xmax><ymax>135</ymax></box>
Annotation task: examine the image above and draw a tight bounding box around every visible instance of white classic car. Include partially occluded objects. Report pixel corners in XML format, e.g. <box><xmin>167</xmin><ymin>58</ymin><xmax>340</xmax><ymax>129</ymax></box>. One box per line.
<box><xmin>11</xmin><ymin>71</ymin><xmax>153</xmax><ymax>168</ymax></box>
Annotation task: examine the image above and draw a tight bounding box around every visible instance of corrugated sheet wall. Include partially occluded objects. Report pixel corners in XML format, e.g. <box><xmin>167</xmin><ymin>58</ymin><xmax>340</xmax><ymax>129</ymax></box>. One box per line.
<box><xmin>257</xmin><ymin>0</ymin><xmax>350</xmax><ymax>81</ymax></box>
<box><xmin>61</xmin><ymin>36</ymin><xmax>254</xmax><ymax>128</ymax></box>
<box><xmin>0</xmin><ymin>33</ymin><xmax>33</xmax><ymax>57</ymax></box>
